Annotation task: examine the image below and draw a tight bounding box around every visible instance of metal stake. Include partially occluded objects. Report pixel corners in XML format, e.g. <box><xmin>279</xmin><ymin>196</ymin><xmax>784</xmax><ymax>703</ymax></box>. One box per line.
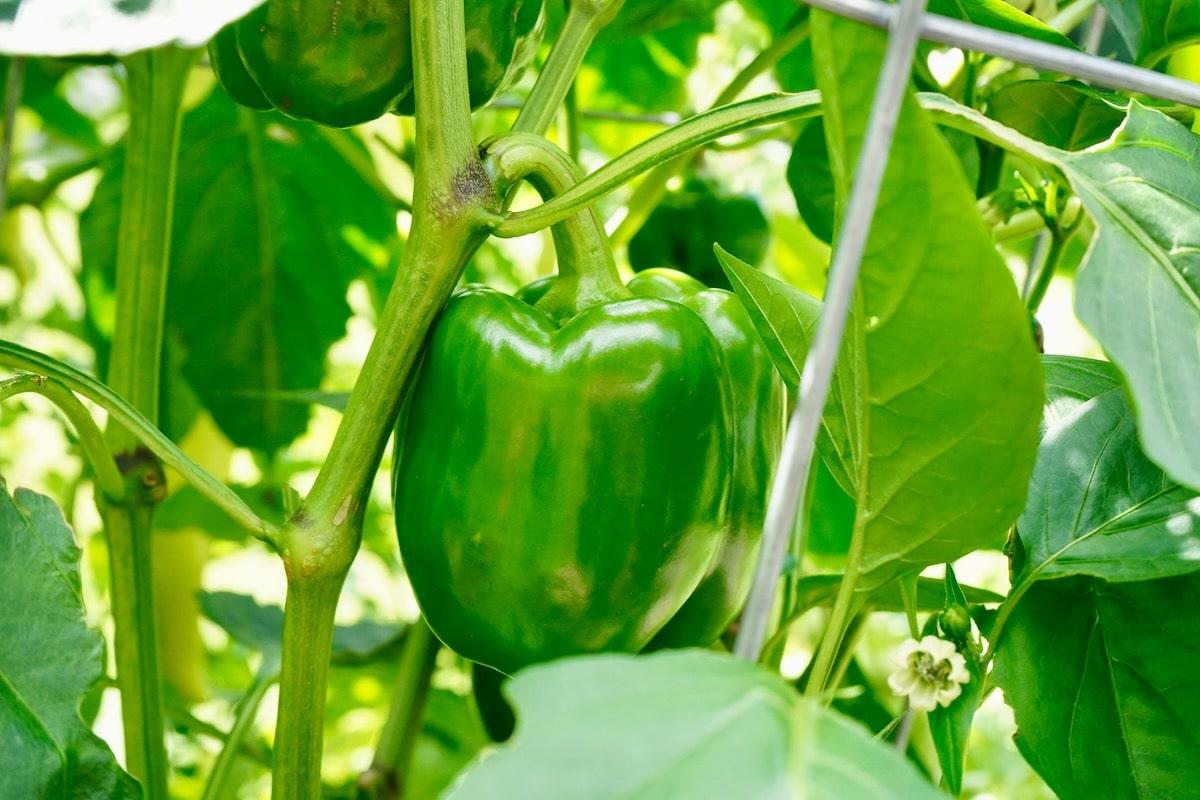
<box><xmin>804</xmin><ymin>0</ymin><xmax>1200</xmax><ymax>106</ymax></box>
<box><xmin>734</xmin><ymin>0</ymin><xmax>931</xmax><ymax>661</ymax></box>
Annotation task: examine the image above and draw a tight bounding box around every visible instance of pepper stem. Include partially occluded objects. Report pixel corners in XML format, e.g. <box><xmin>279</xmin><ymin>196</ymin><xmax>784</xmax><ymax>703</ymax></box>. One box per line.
<box><xmin>483</xmin><ymin>133</ymin><xmax>630</xmax><ymax>321</ymax></box>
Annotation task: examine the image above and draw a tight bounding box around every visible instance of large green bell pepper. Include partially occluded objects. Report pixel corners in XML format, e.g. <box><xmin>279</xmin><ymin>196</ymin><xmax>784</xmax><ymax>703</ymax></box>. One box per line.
<box><xmin>209</xmin><ymin>0</ymin><xmax>543</xmax><ymax>127</ymax></box>
<box><xmin>394</xmin><ymin>285</ymin><xmax>732</xmax><ymax>673</ymax></box>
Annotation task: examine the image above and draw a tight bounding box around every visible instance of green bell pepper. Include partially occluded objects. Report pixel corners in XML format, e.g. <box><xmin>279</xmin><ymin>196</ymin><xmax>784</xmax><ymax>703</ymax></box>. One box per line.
<box><xmin>209</xmin><ymin>0</ymin><xmax>543</xmax><ymax>127</ymax></box>
<box><xmin>394</xmin><ymin>284</ymin><xmax>731</xmax><ymax>673</ymax></box>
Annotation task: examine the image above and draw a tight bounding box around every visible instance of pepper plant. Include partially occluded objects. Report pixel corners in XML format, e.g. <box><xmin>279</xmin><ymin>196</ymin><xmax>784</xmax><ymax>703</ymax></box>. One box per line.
<box><xmin>1</xmin><ymin>0</ymin><xmax>1199</xmax><ymax>798</ymax></box>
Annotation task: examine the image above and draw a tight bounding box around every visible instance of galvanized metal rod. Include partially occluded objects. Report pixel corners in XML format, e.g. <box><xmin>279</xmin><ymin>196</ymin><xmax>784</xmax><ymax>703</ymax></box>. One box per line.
<box><xmin>804</xmin><ymin>0</ymin><xmax>1200</xmax><ymax>107</ymax></box>
<box><xmin>733</xmin><ymin>0</ymin><xmax>931</xmax><ymax>661</ymax></box>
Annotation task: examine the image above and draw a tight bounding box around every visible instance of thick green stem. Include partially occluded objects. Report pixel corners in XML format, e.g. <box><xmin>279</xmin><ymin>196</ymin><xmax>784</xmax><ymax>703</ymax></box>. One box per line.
<box><xmin>271</xmin><ymin>579</ymin><xmax>342</xmax><ymax>800</ymax></box>
<box><xmin>360</xmin><ymin>619</ymin><xmax>441</xmax><ymax>799</ymax></box>
<box><xmin>512</xmin><ymin>0</ymin><xmax>626</xmax><ymax>135</ymax></box>
<box><xmin>484</xmin><ymin>133</ymin><xmax>629</xmax><ymax>318</ymax></box>
<box><xmin>609</xmin><ymin>15</ymin><xmax>811</xmax><ymax>248</ymax></box>
<box><xmin>103</xmin><ymin>45</ymin><xmax>195</xmax><ymax>798</ymax></box>
<box><xmin>490</xmin><ymin>91</ymin><xmax>822</xmax><ymax>238</ymax></box>
<box><xmin>271</xmin><ymin>1</ymin><xmax>491</xmax><ymax>796</ymax></box>
<box><xmin>200</xmin><ymin>669</ymin><xmax>276</xmax><ymax>800</ymax></box>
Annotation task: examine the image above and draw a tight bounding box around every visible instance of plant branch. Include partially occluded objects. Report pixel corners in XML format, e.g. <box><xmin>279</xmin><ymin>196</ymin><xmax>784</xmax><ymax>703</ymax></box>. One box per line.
<box><xmin>0</xmin><ymin>340</ymin><xmax>278</xmax><ymax>541</ymax></box>
<box><xmin>271</xmin><ymin>1</ymin><xmax>493</xmax><ymax>796</ymax></box>
<box><xmin>483</xmin><ymin>132</ymin><xmax>628</xmax><ymax>318</ymax></box>
<box><xmin>359</xmin><ymin>619</ymin><xmax>441</xmax><ymax>800</ymax></box>
<box><xmin>201</xmin><ymin>669</ymin><xmax>277</xmax><ymax>800</ymax></box>
<box><xmin>102</xmin><ymin>46</ymin><xmax>196</xmax><ymax>797</ymax></box>
<box><xmin>0</xmin><ymin>375</ymin><xmax>125</xmax><ymax>502</ymax></box>
<box><xmin>0</xmin><ymin>56</ymin><xmax>26</xmax><ymax>229</ymax></box>
<box><xmin>609</xmin><ymin>13</ymin><xmax>811</xmax><ymax>248</ymax></box>
<box><xmin>489</xmin><ymin>90</ymin><xmax>822</xmax><ymax>237</ymax></box>
<box><xmin>512</xmin><ymin>0</ymin><xmax>626</xmax><ymax>135</ymax></box>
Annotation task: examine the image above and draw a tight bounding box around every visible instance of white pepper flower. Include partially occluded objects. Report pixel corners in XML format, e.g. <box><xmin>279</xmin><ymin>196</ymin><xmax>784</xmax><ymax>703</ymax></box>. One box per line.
<box><xmin>887</xmin><ymin>636</ymin><xmax>971</xmax><ymax>712</ymax></box>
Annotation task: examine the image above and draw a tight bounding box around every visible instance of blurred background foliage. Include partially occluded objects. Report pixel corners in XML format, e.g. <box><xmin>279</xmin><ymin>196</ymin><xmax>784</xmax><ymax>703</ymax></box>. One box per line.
<box><xmin>0</xmin><ymin>0</ymin><xmax>1141</xmax><ymax>795</ymax></box>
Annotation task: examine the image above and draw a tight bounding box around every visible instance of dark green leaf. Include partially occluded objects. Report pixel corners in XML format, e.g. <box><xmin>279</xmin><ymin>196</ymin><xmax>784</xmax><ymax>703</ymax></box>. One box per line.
<box><xmin>787</xmin><ymin>120</ymin><xmax>835</xmax><ymax>243</ymax></box>
<box><xmin>1017</xmin><ymin>363</ymin><xmax>1200</xmax><ymax>583</ymax></box>
<box><xmin>586</xmin><ymin>19</ymin><xmax>713</xmax><ymax>112</ymax></box>
<box><xmin>987</xmin><ymin>82</ymin><xmax>1126</xmax><ymax>152</ymax></box>
<box><xmin>0</xmin><ymin>484</ymin><xmax>139</xmax><ymax>799</ymax></box>
<box><xmin>995</xmin><ymin>573</ymin><xmax>1200</xmax><ymax>799</ymax></box>
<box><xmin>447</xmin><ymin>650</ymin><xmax>944</xmax><ymax>799</ymax></box>
<box><xmin>0</xmin><ymin>0</ymin><xmax>265</xmax><ymax>57</ymax></box>
<box><xmin>599</xmin><ymin>0</ymin><xmax>725</xmax><ymax>40</ymax></box>
<box><xmin>81</xmin><ymin>89</ymin><xmax>394</xmax><ymax>451</ymax></box>
<box><xmin>198</xmin><ymin>591</ymin><xmax>404</xmax><ymax>665</ymax></box>
<box><xmin>1099</xmin><ymin>0</ymin><xmax>1200</xmax><ymax>65</ymax></box>
<box><xmin>629</xmin><ymin>177</ymin><xmax>770</xmax><ymax>289</ymax></box>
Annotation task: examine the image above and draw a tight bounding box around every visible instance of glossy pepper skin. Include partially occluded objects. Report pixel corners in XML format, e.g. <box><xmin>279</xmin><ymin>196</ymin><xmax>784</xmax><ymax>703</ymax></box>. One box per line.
<box><xmin>523</xmin><ymin>268</ymin><xmax>786</xmax><ymax>648</ymax></box>
<box><xmin>631</xmin><ymin>269</ymin><xmax>785</xmax><ymax>648</ymax></box>
<box><xmin>210</xmin><ymin>0</ymin><xmax>542</xmax><ymax>128</ymax></box>
<box><xmin>394</xmin><ymin>286</ymin><xmax>732</xmax><ymax>674</ymax></box>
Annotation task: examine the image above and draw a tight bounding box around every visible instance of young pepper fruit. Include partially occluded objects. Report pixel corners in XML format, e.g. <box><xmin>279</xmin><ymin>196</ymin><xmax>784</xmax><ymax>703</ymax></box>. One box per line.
<box><xmin>209</xmin><ymin>0</ymin><xmax>543</xmax><ymax>127</ymax></box>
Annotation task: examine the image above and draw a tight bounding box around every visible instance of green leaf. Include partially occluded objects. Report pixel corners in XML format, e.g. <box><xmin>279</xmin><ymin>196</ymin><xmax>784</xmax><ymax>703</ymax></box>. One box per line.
<box><xmin>1041</xmin><ymin>354</ymin><xmax>1122</xmax><ymax>429</ymax></box>
<box><xmin>81</xmin><ymin>89</ymin><xmax>394</xmax><ymax>452</ymax></box>
<box><xmin>994</xmin><ymin>572</ymin><xmax>1200</xmax><ymax>799</ymax></box>
<box><xmin>1016</xmin><ymin>357</ymin><xmax>1200</xmax><ymax>584</ymax></box>
<box><xmin>810</xmin><ymin>12</ymin><xmax>1043</xmax><ymax>589</ymax></box>
<box><xmin>198</xmin><ymin>591</ymin><xmax>404</xmax><ymax>666</ymax></box>
<box><xmin>446</xmin><ymin>650</ymin><xmax>944</xmax><ymax>799</ymax></box>
<box><xmin>0</xmin><ymin>0</ymin><xmax>265</xmax><ymax>57</ymax></box>
<box><xmin>1100</xmin><ymin>0</ymin><xmax>1200</xmax><ymax>65</ymax></box>
<box><xmin>1061</xmin><ymin>104</ymin><xmax>1200</xmax><ymax>491</ymax></box>
<box><xmin>787</xmin><ymin>120</ymin><xmax>836</xmax><ymax>243</ymax></box>
<box><xmin>0</xmin><ymin>484</ymin><xmax>139</xmax><ymax>799</ymax></box>
<box><xmin>929</xmin><ymin>0</ymin><xmax>1078</xmax><ymax>49</ymax></box>
<box><xmin>987</xmin><ymin>81</ymin><xmax>1126</xmax><ymax>152</ymax></box>
<box><xmin>599</xmin><ymin>0</ymin><xmax>725</xmax><ymax>40</ymax></box>
<box><xmin>630</xmin><ymin>176</ymin><xmax>770</xmax><ymax>289</ymax></box>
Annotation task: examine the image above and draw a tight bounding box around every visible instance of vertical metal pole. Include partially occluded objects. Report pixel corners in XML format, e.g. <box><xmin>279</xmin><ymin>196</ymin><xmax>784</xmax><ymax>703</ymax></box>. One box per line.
<box><xmin>734</xmin><ymin>0</ymin><xmax>931</xmax><ymax>661</ymax></box>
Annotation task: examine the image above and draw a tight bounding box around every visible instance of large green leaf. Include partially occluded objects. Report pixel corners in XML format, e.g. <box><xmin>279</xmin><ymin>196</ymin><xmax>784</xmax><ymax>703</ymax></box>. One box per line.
<box><xmin>0</xmin><ymin>0</ymin><xmax>264</xmax><ymax>57</ymax></box>
<box><xmin>447</xmin><ymin>650</ymin><xmax>944</xmax><ymax>799</ymax></box>
<box><xmin>925</xmin><ymin>95</ymin><xmax>1200</xmax><ymax>494</ymax></box>
<box><xmin>81</xmin><ymin>89</ymin><xmax>394</xmax><ymax>451</ymax></box>
<box><xmin>1017</xmin><ymin>357</ymin><xmax>1200</xmax><ymax>584</ymax></box>
<box><xmin>995</xmin><ymin>572</ymin><xmax>1200</xmax><ymax>800</ymax></box>
<box><xmin>0</xmin><ymin>484</ymin><xmax>139</xmax><ymax>799</ymax></box>
<box><xmin>807</xmin><ymin>12</ymin><xmax>1042</xmax><ymax>589</ymax></box>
